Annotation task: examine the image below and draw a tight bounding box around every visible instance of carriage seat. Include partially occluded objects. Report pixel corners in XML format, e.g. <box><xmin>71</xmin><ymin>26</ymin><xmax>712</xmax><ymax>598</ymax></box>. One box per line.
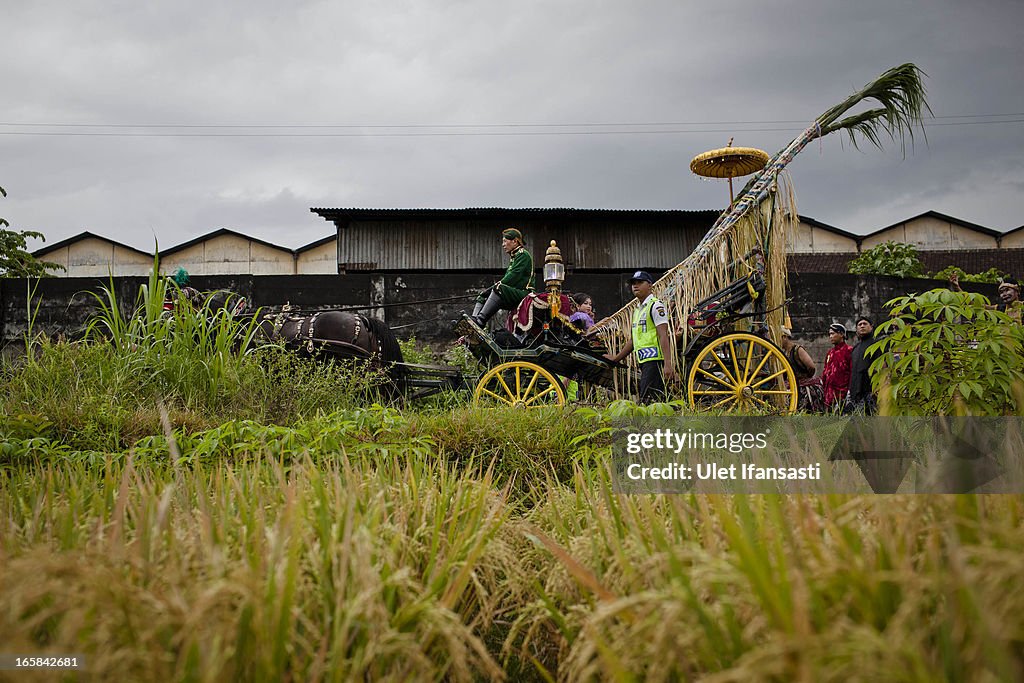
<box><xmin>507</xmin><ymin>292</ymin><xmax>577</xmax><ymax>340</ymax></box>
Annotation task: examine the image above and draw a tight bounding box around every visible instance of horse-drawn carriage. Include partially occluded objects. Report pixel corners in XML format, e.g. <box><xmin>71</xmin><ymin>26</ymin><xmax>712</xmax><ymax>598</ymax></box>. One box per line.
<box><xmin>450</xmin><ymin>255</ymin><xmax>797</xmax><ymax>412</ymax></box>
<box><xmin>168</xmin><ymin>64</ymin><xmax>928</xmax><ymax>415</ymax></box>
<box><xmin>228</xmin><ymin>255</ymin><xmax>797</xmax><ymax>413</ymax></box>
<box><xmin>244</xmin><ymin>293</ymin><xmax>616</xmax><ymax>408</ymax></box>
<box><xmin>679</xmin><ymin>269</ymin><xmax>797</xmax><ymax>413</ymax></box>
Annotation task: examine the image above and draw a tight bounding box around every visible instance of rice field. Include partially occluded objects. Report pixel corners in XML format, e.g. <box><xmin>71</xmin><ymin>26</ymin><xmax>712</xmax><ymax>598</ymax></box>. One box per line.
<box><xmin>2</xmin><ymin>405</ymin><xmax>1023</xmax><ymax>682</ymax></box>
<box><xmin>2</xmin><ymin>280</ymin><xmax>1023</xmax><ymax>680</ymax></box>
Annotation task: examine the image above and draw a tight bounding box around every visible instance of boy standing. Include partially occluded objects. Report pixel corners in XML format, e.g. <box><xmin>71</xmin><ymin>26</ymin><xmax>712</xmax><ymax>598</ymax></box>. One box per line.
<box><xmin>821</xmin><ymin>322</ymin><xmax>852</xmax><ymax>410</ymax></box>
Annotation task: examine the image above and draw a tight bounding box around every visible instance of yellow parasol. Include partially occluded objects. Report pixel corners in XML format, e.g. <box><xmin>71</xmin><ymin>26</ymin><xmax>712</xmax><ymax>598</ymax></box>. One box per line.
<box><xmin>690</xmin><ymin>138</ymin><xmax>769</xmax><ymax>203</ymax></box>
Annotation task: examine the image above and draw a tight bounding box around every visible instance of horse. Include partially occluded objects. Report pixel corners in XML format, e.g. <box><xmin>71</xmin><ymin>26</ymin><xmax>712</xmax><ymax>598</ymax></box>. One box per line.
<box><xmin>253</xmin><ymin>308</ymin><xmax>403</xmax><ymax>367</ymax></box>
<box><xmin>251</xmin><ymin>309</ymin><xmax>407</xmax><ymax>397</ymax></box>
<box><xmin>166</xmin><ymin>288</ymin><xmax>406</xmax><ymax>386</ymax></box>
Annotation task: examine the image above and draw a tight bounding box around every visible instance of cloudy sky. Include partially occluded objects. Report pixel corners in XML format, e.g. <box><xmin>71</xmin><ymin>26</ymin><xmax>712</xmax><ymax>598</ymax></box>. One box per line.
<box><xmin>4</xmin><ymin>0</ymin><xmax>1023</xmax><ymax>252</ymax></box>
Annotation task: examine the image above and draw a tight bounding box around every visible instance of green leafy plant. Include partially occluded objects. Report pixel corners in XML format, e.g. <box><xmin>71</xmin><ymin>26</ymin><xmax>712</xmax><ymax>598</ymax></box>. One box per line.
<box><xmin>0</xmin><ymin>186</ymin><xmax>64</xmax><ymax>277</ymax></box>
<box><xmin>932</xmin><ymin>265</ymin><xmax>1010</xmax><ymax>285</ymax></box>
<box><xmin>441</xmin><ymin>342</ymin><xmax>481</xmax><ymax>376</ymax></box>
<box><xmin>848</xmin><ymin>240</ymin><xmax>925</xmax><ymax>278</ymax></box>
<box><xmin>397</xmin><ymin>335</ymin><xmax>437</xmax><ymax>364</ymax></box>
<box><xmin>870</xmin><ymin>288</ymin><xmax>1024</xmax><ymax>414</ymax></box>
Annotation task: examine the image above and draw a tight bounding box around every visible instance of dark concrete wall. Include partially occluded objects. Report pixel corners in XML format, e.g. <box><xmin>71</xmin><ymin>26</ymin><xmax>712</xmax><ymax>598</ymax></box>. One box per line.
<box><xmin>0</xmin><ymin>271</ymin><xmax>647</xmax><ymax>347</ymax></box>
<box><xmin>1</xmin><ymin>272</ymin><xmax>999</xmax><ymax>363</ymax></box>
<box><xmin>382</xmin><ymin>272</ymin><xmax>645</xmax><ymax>340</ymax></box>
<box><xmin>788</xmin><ymin>273</ymin><xmax>998</xmax><ymax>365</ymax></box>
<box><xmin>0</xmin><ymin>274</ymin><xmax>374</xmax><ymax>343</ymax></box>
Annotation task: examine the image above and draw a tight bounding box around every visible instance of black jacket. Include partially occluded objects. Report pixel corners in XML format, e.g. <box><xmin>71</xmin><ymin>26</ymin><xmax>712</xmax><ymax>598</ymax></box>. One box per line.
<box><xmin>848</xmin><ymin>332</ymin><xmax>880</xmax><ymax>404</ymax></box>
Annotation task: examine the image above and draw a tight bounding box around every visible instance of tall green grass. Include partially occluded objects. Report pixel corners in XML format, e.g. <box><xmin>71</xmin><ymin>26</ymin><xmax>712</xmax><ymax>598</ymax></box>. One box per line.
<box><xmin>507</xmin><ymin>477</ymin><xmax>1024</xmax><ymax>681</ymax></box>
<box><xmin>83</xmin><ymin>266</ymin><xmax>268</xmax><ymax>405</ymax></box>
<box><xmin>2</xmin><ymin>271</ymin><xmax>389</xmax><ymax>450</ymax></box>
<box><xmin>1</xmin><ymin>432</ymin><xmax>1022</xmax><ymax>681</ymax></box>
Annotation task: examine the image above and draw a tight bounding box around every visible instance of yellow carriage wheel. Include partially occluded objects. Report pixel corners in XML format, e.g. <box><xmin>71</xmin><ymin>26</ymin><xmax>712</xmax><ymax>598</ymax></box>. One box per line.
<box><xmin>474</xmin><ymin>361</ymin><xmax>566</xmax><ymax>408</ymax></box>
<box><xmin>687</xmin><ymin>333</ymin><xmax>798</xmax><ymax>414</ymax></box>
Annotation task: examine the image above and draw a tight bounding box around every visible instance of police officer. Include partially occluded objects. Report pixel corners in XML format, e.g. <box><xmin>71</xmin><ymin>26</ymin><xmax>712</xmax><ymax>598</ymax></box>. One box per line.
<box><xmin>606</xmin><ymin>271</ymin><xmax>677</xmax><ymax>402</ymax></box>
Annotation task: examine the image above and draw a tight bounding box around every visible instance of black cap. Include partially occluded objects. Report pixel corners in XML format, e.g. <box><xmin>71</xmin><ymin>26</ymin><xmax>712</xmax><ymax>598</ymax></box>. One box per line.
<box><xmin>628</xmin><ymin>270</ymin><xmax>654</xmax><ymax>284</ymax></box>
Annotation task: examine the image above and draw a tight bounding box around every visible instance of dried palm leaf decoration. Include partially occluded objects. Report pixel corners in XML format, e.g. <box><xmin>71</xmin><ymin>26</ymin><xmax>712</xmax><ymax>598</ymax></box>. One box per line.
<box><xmin>592</xmin><ymin>63</ymin><xmax>931</xmax><ymax>398</ymax></box>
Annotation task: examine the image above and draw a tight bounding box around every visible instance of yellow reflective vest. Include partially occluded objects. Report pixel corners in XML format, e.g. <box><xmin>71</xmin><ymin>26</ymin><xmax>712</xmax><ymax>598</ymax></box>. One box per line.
<box><xmin>631</xmin><ymin>296</ymin><xmax>664</xmax><ymax>363</ymax></box>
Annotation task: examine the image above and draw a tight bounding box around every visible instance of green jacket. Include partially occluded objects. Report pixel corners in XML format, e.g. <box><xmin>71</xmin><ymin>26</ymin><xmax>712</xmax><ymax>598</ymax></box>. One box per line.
<box><xmin>479</xmin><ymin>246</ymin><xmax>535</xmax><ymax>308</ymax></box>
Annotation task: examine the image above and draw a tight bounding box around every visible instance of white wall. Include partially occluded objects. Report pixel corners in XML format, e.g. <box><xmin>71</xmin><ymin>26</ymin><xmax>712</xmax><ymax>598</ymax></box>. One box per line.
<box><xmin>862</xmin><ymin>216</ymin><xmax>997</xmax><ymax>250</ymax></box>
<box><xmin>161</xmin><ymin>234</ymin><xmax>295</xmax><ymax>275</ymax></box>
<box><xmin>37</xmin><ymin>237</ymin><xmax>154</xmax><ymax>277</ymax></box>
<box><xmin>296</xmin><ymin>240</ymin><xmax>337</xmax><ymax>274</ymax></box>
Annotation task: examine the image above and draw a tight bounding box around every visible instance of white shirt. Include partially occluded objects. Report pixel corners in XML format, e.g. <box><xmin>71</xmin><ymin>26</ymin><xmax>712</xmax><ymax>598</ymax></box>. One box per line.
<box><xmin>638</xmin><ymin>293</ymin><xmax>669</xmax><ymax>327</ymax></box>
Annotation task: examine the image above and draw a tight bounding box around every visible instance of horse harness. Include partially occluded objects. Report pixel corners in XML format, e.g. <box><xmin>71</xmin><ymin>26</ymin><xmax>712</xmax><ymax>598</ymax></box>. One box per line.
<box><xmin>268</xmin><ymin>307</ymin><xmax>381</xmax><ymax>358</ymax></box>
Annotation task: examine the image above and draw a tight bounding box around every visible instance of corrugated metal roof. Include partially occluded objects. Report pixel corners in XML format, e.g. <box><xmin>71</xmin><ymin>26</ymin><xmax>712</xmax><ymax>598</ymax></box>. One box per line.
<box><xmin>312</xmin><ymin>207</ymin><xmax>722</xmax><ymax>222</ymax></box>
<box><xmin>324</xmin><ymin>209</ymin><xmax>715</xmax><ymax>270</ymax></box>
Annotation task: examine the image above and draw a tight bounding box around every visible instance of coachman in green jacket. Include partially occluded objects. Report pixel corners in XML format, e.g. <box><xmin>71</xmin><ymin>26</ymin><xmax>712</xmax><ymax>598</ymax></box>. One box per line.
<box><xmin>471</xmin><ymin>228</ymin><xmax>535</xmax><ymax>326</ymax></box>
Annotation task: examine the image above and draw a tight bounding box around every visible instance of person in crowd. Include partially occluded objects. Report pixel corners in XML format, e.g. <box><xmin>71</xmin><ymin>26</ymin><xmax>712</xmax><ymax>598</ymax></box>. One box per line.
<box><xmin>564</xmin><ymin>293</ymin><xmax>597</xmax><ymax>401</ymax></box>
<box><xmin>569</xmin><ymin>292</ymin><xmax>595</xmax><ymax>331</ymax></box>
<box><xmin>164</xmin><ymin>267</ymin><xmax>200</xmax><ymax>310</ymax></box>
<box><xmin>471</xmin><ymin>228</ymin><xmax>534</xmax><ymax>327</ymax></box>
<box><xmin>995</xmin><ymin>279</ymin><xmax>1023</xmax><ymax>323</ymax></box>
<box><xmin>846</xmin><ymin>316</ymin><xmax>880</xmax><ymax>414</ymax></box>
<box><xmin>605</xmin><ymin>271</ymin><xmax>676</xmax><ymax>403</ymax></box>
<box><xmin>821</xmin><ymin>322</ymin><xmax>852</xmax><ymax>411</ymax></box>
<box><xmin>949</xmin><ymin>273</ymin><xmax>1023</xmax><ymax>323</ymax></box>
<box><xmin>779</xmin><ymin>326</ymin><xmax>823</xmax><ymax>412</ymax></box>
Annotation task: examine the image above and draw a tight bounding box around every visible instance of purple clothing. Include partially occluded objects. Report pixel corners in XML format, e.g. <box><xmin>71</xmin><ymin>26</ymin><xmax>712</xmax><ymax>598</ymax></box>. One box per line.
<box><xmin>569</xmin><ymin>311</ymin><xmax>594</xmax><ymax>330</ymax></box>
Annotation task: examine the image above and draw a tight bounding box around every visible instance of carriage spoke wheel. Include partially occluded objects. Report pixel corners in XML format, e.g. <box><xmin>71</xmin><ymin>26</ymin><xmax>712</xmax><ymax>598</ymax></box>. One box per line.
<box><xmin>474</xmin><ymin>361</ymin><xmax>566</xmax><ymax>408</ymax></box>
<box><xmin>687</xmin><ymin>333</ymin><xmax>797</xmax><ymax>414</ymax></box>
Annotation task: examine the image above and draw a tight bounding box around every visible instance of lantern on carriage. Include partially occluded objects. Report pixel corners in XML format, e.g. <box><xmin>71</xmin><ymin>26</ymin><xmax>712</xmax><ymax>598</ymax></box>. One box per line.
<box><xmin>544</xmin><ymin>240</ymin><xmax>565</xmax><ymax>319</ymax></box>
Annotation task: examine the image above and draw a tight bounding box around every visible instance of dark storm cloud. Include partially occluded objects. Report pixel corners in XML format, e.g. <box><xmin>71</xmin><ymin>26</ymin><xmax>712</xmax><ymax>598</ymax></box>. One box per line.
<box><xmin>3</xmin><ymin>0</ymin><xmax>1023</xmax><ymax>252</ymax></box>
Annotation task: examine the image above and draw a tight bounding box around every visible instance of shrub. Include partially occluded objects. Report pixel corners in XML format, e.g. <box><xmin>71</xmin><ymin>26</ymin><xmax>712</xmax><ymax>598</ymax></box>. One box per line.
<box><xmin>848</xmin><ymin>241</ymin><xmax>925</xmax><ymax>278</ymax></box>
<box><xmin>397</xmin><ymin>335</ymin><xmax>438</xmax><ymax>364</ymax></box>
<box><xmin>871</xmin><ymin>288</ymin><xmax>1024</xmax><ymax>414</ymax></box>
<box><xmin>932</xmin><ymin>265</ymin><xmax>1011</xmax><ymax>285</ymax></box>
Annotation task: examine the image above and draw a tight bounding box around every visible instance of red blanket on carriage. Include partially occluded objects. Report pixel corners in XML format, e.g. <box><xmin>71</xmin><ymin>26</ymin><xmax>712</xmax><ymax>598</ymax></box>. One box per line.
<box><xmin>507</xmin><ymin>292</ymin><xmax>574</xmax><ymax>335</ymax></box>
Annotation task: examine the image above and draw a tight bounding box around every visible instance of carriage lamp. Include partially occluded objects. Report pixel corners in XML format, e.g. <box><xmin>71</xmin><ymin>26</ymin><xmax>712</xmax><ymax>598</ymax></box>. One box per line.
<box><xmin>544</xmin><ymin>240</ymin><xmax>565</xmax><ymax>319</ymax></box>
<box><xmin>544</xmin><ymin>240</ymin><xmax>565</xmax><ymax>286</ymax></box>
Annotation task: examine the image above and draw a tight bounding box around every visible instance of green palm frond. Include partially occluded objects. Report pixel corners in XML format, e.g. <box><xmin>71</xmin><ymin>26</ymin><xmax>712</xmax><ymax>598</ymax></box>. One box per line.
<box><xmin>817</xmin><ymin>63</ymin><xmax>932</xmax><ymax>155</ymax></box>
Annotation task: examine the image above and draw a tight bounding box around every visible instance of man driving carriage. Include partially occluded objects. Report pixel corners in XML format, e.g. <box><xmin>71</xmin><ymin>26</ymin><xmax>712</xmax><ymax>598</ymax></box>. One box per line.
<box><xmin>470</xmin><ymin>228</ymin><xmax>535</xmax><ymax>327</ymax></box>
